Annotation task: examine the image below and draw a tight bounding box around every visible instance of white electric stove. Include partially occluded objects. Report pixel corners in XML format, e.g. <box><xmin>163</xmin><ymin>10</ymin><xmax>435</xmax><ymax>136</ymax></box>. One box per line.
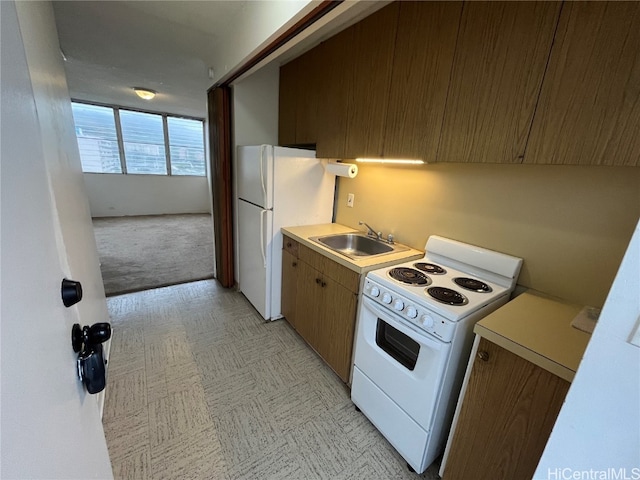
<box><xmin>351</xmin><ymin>235</ymin><xmax>523</xmax><ymax>474</ymax></box>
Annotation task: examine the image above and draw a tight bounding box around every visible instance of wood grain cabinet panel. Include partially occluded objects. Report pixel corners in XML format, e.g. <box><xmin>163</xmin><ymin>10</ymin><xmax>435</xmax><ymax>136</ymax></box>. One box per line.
<box><xmin>278</xmin><ymin>61</ymin><xmax>298</xmax><ymax>146</ymax></box>
<box><xmin>318</xmin><ymin>277</ymin><xmax>358</xmax><ymax>382</ymax></box>
<box><xmin>282</xmin><ymin>238</ymin><xmax>360</xmax><ymax>383</ymax></box>
<box><xmin>344</xmin><ymin>3</ymin><xmax>400</xmax><ymax>158</ymax></box>
<box><xmin>524</xmin><ymin>2</ymin><xmax>640</xmax><ymax>166</ymax></box>
<box><xmin>321</xmin><ymin>257</ymin><xmax>359</xmax><ymax>293</ymax></box>
<box><xmin>281</xmin><ymin>249</ymin><xmax>298</xmax><ymax>328</ymax></box>
<box><xmin>437</xmin><ymin>1</ymin><xmax>561</xmax><ymax>164</ymax></box>
<box><xmin>294</xmin><ymin>260</ymin><xmax>323</xmax><ymax>348</ymax></box>
<box><xmin>383</xmin><ymin>1</ymin><xmax>462</xmax><ymax>161</ymax></box>
<box><xmin>298</xmin><ymin>244</ymin><xmax>325</xmax><ymax>273</ymax></box>
<box><xmin>283</xmin><ymin>235</ymin><xmax>299</xmax><ymax>257</ymax></box>
<box><xmin>294</xmin><ymin>46</ymin><xmax>323</xmax><ymax>146</ymax></box>
<box><xmin>315</xmin><ymin>28</ymin><xmax>354</xmax><ymax>158</ymax></box>
<box><xmin>278</xmin><ymin>47</ymin><xmax>323</xmax><ymax>147</ymax></box>
<box><xmin>442</xmin><ymin>337</ymin><xmax>570</xmax><ymax>480</ymax></box>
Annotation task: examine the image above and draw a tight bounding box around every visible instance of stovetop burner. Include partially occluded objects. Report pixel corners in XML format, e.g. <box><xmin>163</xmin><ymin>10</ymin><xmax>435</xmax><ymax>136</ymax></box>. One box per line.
<box><xmin>414</xmin><ymin>262</ymin><xmax>446</xmax><ymax>275</ymax></box>
<box><xmin>427</xmin><ymin>287</ymin><xmax>469</xmax><ymax>306</ymax></box>
<box><xmin>388</xmin><ymin>267</ymin><xmax>431</xmax><ymax>286</ymax></box>
<box><xmin>453</xmin><ymin>277</ymin><xmax>493</xmax><ymax>293</ymax></box>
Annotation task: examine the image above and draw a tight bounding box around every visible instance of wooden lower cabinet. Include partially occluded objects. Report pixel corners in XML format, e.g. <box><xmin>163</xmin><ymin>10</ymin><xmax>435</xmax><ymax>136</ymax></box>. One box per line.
<box><xmin>442</xmin><ymin>337</ymin><xmax>570</xmax><ymax>480</ymax></box>
<box><xmin>316</xmin><ymin>275</ymin><xmax>358</xmax><ymax>381</ymax></box>
<box><xmin>281</xmin><ymin>235</ymin><xmax>359</xmax><ymax>382</ymax></box>
<box><xmin>294</xmin><ymin>260</ymin><xmax>324</xmax><ymax>348</ymax></box>
<box><xmin>281</xmin><ymin>250</ymin><xmax>298</xmax><ymax>329</ymax></box>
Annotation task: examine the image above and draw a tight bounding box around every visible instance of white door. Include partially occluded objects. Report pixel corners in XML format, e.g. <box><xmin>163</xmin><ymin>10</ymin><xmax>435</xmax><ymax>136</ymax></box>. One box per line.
<box><xmin>1</xmin><ymin>2</ymin><xmax>113</xmax><ymax>478</ymax></box>
<box><xmin>237</xmin><ymin>199</ymin><xmax>273</xmax><ymax>319</ymax></box>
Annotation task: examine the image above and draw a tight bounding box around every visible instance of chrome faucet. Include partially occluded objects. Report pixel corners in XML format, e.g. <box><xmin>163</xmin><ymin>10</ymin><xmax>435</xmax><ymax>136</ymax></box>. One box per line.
<box><xmin>359</xmin><ymin>221</ymin><xmax>382</xmax><ymax>241</ymax></box>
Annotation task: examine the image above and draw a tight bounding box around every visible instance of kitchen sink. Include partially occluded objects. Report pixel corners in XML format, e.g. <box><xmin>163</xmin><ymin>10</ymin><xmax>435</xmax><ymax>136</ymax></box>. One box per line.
<box><xmin>310</xmin><ymin>233</ymin><xmax>408</xmax><ymax>260</ymax></box>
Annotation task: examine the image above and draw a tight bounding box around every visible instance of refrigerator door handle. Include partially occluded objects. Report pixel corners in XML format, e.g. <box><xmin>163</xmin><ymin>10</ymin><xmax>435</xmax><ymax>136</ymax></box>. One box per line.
<box><xmin>259</xmin><ymin>209</ymin><xmax>267</xmax><ymax>268</ymax></box>
<box><xmin>260</xmin><ymin>145</ymin><xmax>268</xmax><ymax>207</ymax></box>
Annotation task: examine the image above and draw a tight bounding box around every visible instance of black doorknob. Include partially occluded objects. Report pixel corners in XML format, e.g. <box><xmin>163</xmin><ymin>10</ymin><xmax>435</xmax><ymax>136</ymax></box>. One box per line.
<box><xmin>72</xmin><ymin>323</ymin><xmax>111</xmax><ymax>353</ymax></box>
<box><xmin>61</xmin><ymin>278</ymin><xmax>83</xmax><ymax>307</ymax></box>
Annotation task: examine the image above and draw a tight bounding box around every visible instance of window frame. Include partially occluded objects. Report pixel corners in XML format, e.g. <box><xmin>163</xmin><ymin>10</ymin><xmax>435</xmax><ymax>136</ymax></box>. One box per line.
<box><xmin>71</xmin><ymin>99</ymin><xmax>206</xmax><ymax>177</ymax></box>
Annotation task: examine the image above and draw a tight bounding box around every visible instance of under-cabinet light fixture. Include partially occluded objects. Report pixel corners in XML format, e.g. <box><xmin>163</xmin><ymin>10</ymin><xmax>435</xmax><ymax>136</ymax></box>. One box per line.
<box><xmin>133</xmin><ymin>87</ymin><xmax>157</xmax><ymax>100</ymax></box>
<box><xmin>356</xmin><ymin>158</ymin><xmax>425</xmax><ymax>165</ymax></box>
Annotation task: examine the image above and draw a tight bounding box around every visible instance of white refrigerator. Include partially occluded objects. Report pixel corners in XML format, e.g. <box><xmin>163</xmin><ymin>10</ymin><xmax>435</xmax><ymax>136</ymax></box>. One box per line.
<box><xmin>236</xmin><ymin>145</ymin><xmax>335</xmax><ymax>320</ymax></box>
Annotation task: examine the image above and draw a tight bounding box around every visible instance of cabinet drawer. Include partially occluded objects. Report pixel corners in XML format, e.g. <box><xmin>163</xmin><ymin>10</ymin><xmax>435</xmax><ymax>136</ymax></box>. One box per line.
<box><xmin>283</xmin><ymin>235</ymin><xmax>299</xmax><ymax>257</ymax></box>
<box><xmin>298</xmin><ymin>243</ymin><xmax>324</xmax><ymax>271</ymax></box>
<box><xmin>323</xmin><ymin>257</ymin><xmax>359</xmax><ymax>293</ymax></box>
<box><xmin>299</xmin><ymin>244</ymin><xmax>359</xmax><ymax>293</ymax></box>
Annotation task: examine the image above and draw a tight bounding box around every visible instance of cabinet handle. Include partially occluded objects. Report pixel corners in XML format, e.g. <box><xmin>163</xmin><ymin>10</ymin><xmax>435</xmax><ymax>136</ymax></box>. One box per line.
<box><xmin>287</xmin><ymin>242</ymin><xmax>292</xmax><ymax>248</ymax></box>
<box><xmin>292</xmin><ymin>261</ymin><xmax>297</xmax><ymax>267</ymax></box>
<box><xmin>478</xmin><ymin>350</ymin><xmax>490</xmax><ymax>362</ymax></box>
<box><xmin>321</xmin><ymin>281</ymin><xmax>327</xmax><ymax>288</ymax></box>
<box><xmin>315</xmin><ymin>278</ymin><xmax>321</xmax><ymax>284</ymax></box>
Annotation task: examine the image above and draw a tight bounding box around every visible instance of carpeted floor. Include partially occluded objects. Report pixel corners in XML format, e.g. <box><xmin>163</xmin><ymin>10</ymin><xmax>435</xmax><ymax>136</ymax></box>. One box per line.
<box><xmin>93</xmin><ymin>214</ymin><xmax>215</xmax><ymax>296</ymax></box>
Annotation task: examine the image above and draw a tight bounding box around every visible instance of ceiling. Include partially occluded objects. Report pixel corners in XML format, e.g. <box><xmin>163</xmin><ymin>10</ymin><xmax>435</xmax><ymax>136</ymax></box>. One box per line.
<box><xmin>53</xmin><ymin>1</ymin><xmax>248</xmax><ymax>118</ymax></box>
<box><xmin>52</xmin><ymin>1</ymin><xmax>386</xmax><ymax>119</ymax></box>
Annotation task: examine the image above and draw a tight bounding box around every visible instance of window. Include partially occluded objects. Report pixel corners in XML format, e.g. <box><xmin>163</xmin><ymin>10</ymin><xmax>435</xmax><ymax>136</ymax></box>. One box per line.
<box><xmin>120</xmin><ymin>110</ymin><xmax>167</xmax><ymax>175</ymax></box>
<box><xmin>168</xmin><ymin>117</ymin><xmax>206</xmax><ymax>176</ymax></box>
<box><xmin>70</xmin><ymin>103</ymin><xmax>122</xmax><ymax>173</ymax></box>
<box><xmin>71</xmin><ymin>102</ymin><xmax>206</xmax><ymax>176</ymax></box>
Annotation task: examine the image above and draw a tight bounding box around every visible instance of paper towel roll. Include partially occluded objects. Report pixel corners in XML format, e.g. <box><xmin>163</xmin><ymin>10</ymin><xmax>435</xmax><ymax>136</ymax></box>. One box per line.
<box><xmin>325</xmin><ymin>162</ymin><xmax>358</xmax><ymax>178</ymax></box>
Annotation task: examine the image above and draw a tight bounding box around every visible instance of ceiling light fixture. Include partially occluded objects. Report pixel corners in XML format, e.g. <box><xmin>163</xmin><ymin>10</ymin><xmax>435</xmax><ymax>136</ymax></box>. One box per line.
<box><xmin>355</xmin><ymin>158</ymin><xmax>425</xmax><ymax>165</ymax></box>
<box><xmin>133</xmin><ymin>87</ymin><xmax>157</xmax><ymax>100</ymax></box>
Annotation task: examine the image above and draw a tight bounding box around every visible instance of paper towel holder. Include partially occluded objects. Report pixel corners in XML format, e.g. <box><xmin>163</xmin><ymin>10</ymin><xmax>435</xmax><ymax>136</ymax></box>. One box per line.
<box><xmin>325</xmin><ymin>161</ymin><xmax>358</xmax><ymax>178</ymax></box>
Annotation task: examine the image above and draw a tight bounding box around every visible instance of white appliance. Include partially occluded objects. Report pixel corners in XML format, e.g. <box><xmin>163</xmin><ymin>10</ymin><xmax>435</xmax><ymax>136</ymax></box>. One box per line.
<box><xmin>351</xmin><ymin>235</ymin><xmax>523</xmax><ymax>474</ymax></box>
<box><xmin>236</xmin><ymin>145</ymin><xmax>335</xmax><ymax>320</ymax></box>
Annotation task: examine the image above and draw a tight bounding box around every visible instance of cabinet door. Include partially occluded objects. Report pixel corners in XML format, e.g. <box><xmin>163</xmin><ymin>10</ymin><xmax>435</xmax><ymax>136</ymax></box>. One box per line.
<box><xmin>278</xmin><ymin>48</ymin><xmax>322</xmax><ymax>147</ymax></box>
<box><xmin>294</xmin><ymin>260</ymin><xmax>323</xmax><ymax>348</ymax></box>
<box><xmin>443</xmin><ymin>338</ymin><xmax>570</xmax><ymax>480</ymax></box>
<box><xmin>294</xmin><ymin>46</ymin><xmax>323</xmax><ymax>145</ymax></box>
<box><xmin>318</xmin><ymin>276</ymin><xmax>358</xmax><ymax>382</ymax></box>
<box><xmin>437</xmin><ymin>2</ymin><xmax>561</xmax><ymax>164</ymax></box>
<box><xmin>278</xmin><ymin>60</ymin><xmax>298</xmax><ymax>146</ymax></box>
<box><xmin>383</xmin><ymin>1</ymin><xmax>462</xmax><ymax>160</ymax></box>
<box><xmin>281</xmin><ymin>250</ymin><xmax>298</xmax><ymax>328</ymax></box>
<box><xmin>524</xmin><ymin>2</ymin><xmax>640</xmax><ymax>166</ymax></box>
<box><xmin>344</xmin><ymin>3</ymin><xmax>400</xmax><ymax>158</ymax></box>
<box><xmin>315</xmin><ymin>28</ymin><xmax>354</xmax><ymax>158</ymax></box>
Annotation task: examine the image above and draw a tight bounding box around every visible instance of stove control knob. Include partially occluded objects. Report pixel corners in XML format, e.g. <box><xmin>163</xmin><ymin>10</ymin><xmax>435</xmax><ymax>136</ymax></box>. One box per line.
<box><xmin>370</xmin><ymin>286</ymin><xmax>380</xmax><ymax>297</ymax></box>
<box><xmin>420</xmin><ymin>314</ymin><xmax>435</xmax><ymax>328</ymax></box>
<box><xmin>382</xmin><ymin>293</ymin><xmax>392</xmax><ymax>304</ymax></box>
<box><xmin>406</xmin><ymin>306</ymin><xmax>418</xmax><ymax>319</ymax></box>
<box><xmin>393</xmin><ymin>299</ymin><xmax>404</xmax><ymax>311</ymax></box>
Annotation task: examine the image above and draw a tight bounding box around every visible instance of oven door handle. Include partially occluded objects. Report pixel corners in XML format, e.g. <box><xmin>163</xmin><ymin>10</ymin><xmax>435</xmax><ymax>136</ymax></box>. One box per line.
<box><xmin>363</xmin><ymin>297</ymin><xmax>444</xmax><ymax>350</ymax></box>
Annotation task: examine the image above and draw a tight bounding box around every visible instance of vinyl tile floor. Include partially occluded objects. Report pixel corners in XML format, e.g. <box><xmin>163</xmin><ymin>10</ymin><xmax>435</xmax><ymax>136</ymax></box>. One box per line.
<box><xmin>103</xmin><ymin>280</ymin><xmax>441</xmax><ymax>479</ymax></box>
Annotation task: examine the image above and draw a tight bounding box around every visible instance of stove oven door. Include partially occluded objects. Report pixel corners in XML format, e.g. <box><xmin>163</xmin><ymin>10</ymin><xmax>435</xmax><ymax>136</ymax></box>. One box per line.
<box><xmin>353</xmin><ymin>296</ymin><xmax>451</xmax><ymax>429</ymax></box>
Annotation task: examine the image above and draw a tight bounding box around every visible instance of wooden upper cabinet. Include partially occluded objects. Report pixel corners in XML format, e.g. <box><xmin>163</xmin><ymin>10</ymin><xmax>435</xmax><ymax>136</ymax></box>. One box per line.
<box><xmin>344</xmin><ymin>3</ymin><xmax>400</xmax><ymax>159</ymax></box>
<box><xmin>278</xmin><ymin>46</ymin><xmax>323</xmax><ymax>147</ymax></box>
<box><xmin>437</xmin><ymin>2</ymin><xmax>561</xmax><ymax>164</ymax></box>
<box><xmin>278</xmin><ymin>60</ymin><xmax>298</xmax><ymax>146</ymax></box>
<box><xmin>383</xmin><ymin>1</ymin><xmax>462</xmax><ymax>161</ymax></box>
<box><xmin>524</xmin><ymin>2</ymin><xmax>640</xmax><ymax>166</ymax></box>
<box><xmin>294</xmin><ymin>46</ymin><xmax>323</xmax><ymax>145</ymax></box>
<box><xmin>315</xmin><ymin>28</ymin><xmax>354</xmax><ymax>158</ymax></box>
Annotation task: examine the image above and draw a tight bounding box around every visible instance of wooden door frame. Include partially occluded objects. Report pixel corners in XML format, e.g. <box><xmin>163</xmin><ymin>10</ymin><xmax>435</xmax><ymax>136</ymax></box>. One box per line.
<box><xmin>207</xmin><ymin>1</ymin><xmax>342</xmax><ymax>288</ymax></box>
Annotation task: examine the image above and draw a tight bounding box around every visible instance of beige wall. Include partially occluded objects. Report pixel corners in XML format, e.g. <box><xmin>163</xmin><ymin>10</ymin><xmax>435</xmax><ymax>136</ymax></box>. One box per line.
<box><xmin>335</xmin><ymin>163</ymin><xmax>640</xmax><ymax>308</ymax></box>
